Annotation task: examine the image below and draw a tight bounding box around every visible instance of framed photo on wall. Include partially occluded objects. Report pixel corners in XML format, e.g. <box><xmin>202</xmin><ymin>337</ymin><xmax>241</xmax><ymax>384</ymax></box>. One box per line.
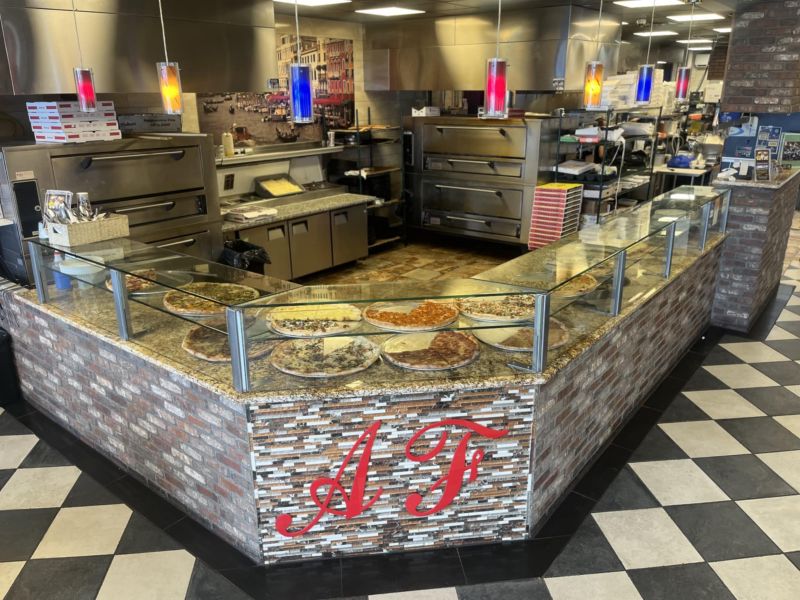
<box><xmin>779</xmin><ymin>132</ymin><xmax>800</xmax><ymax>168</ymax></box>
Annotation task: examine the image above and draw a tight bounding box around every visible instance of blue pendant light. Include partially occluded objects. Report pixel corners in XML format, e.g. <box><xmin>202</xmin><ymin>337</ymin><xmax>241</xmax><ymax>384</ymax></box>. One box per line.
<box><xmin>635</xmin><ymin>0</ymin><xmax>658</xmax><ymax>105</ymax></box>
<box><xmin>290</xmin><ymin>0</ymin><xmax>313</xmax><ymax>123</ymax></box>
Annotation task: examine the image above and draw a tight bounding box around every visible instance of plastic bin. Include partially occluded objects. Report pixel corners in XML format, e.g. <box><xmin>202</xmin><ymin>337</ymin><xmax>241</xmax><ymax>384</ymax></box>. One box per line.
<box><xmin>219</xmin><ymin>239</ymin><xmax>271</xmax><ymax>274</ymax></box>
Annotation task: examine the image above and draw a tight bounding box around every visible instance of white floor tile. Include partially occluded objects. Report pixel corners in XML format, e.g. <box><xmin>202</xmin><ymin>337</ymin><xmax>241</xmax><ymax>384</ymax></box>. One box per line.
<box><xmin>785</xmin><ymin>384</ymin><xmax>800</xmax><ymax>398</ymax></box>
<box><xmin>545</xmin><ymin>572</ymin><xmax>642</xmax><ymax>600</ymax></box>
<box><xmin>703</xmin><ymin>364</ymin><xmax>780</xmax><ymax>389</ymax></box>
<box><xmin>0</xmin><ymin>466</ymin><xmax>80</xmax><ymax>510</ymax></box>
<box><xmin>737</xmin><ymin>495</ymin><xmax>800</xmax><ymax>552</ymax></box>
<box><xmin>766</xmin><ymin>326</ymin><xmax>798</xmax><ymax>341</ymax></box>
<box><xmin>96</xmin><ymin>550</ymin><xmax>195</xmax><ymax>600</ymax></box>
<box><xmin>758</xmin><ymin>450</ymin><xmax>800</xmax><ymax>493</ymax></box>
<box><xmin>720</xmin><ymin>342</ymin><xmax>790</xmax><ymax>363</ymax></box>
<box><xmin>659</xmin><ymin>421</ymin><xmax>750</xmax><ymax>458</ymax></box>
<box><xmin>787</xmin><ymin>295</ymin><xmax>800</xmax><ymax>307</ymax></box>
<box><xmin>683</xmin><ymin>389</ymin><xmax>765</xmax><ymax>420</ymax></box>
<box><xmin>784</xmin><ymin>269</ymin><xmax>800</xmax><ymax>281</ymax></box>
<box><xmin>777</xmin><ymin>308</ymin><xmax>800</xmax><ymax>322</ymax></box>
<box><xmin>0</xmin><ymin>561</ymin><xmax>25</xmax><ymax>598</ymax></box>
<box><xmin>32</xmin><ymin>504</ymin><xmax>132</xmax><ymax>559</ymax></box>
<box><xmin>774</xmin><ymin>415</ymin><xmax>800</xmax><ymax>439</ymax></box>
<box><xmin>630</xmin><ymin>460</ymin><xmax>729</xmax><ymax>506</ymax></box>
<box><xmin>370</xmin><ymin>589</ymin><xmax>459</xmax><ymax>600</ymax></box>
<box><xmin>593</xmin><ymin>508</ymin><xmax>703</xmax><ymax>570</ymax></box>
<box><xmin>711</xmin><ymin>555</ymin><xmax>800</xmax><ymax>600</ymax></box>
<box><xmin>0</xmin><ymin>435</ymin><xmax>38</xmax><ymax>469</ymax></box>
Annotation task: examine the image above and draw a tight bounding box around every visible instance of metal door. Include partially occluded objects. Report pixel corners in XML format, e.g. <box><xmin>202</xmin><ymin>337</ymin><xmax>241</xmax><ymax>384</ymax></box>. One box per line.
<box><xmin>331</xmin><ymin>204</ymin><xmax>368</xmax><ymax>266</ymax></box>
<box><xmin>238</xmin><ymin>222</ymin><xmax>293</xmax><ymax>281</ymax></box>
<box><xmin>288</xmin><ymin>212</ymin><xmax>332</xmax><ymax>278</ymax></box>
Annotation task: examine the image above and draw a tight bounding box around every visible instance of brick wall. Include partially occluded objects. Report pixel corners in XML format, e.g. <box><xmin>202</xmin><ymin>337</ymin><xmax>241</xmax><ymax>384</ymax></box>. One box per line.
<box><xmin>6</xmin><ymin>295</ymin><xmax>262</xmax><ymax>561</ymax></box>
<box><xmin>707</xmin><ymin>44</ymin><xmax>729</xmax><ymax>81</ymax></box>
<box><xmin>712</xmin><ymin>175</ymin><xmax>800</xmax><ymax>331</ymax></box>
<box><xmin>721</xmin><ymin>1</ymin><xmax>800</xmax><ymax>113</ymax></box>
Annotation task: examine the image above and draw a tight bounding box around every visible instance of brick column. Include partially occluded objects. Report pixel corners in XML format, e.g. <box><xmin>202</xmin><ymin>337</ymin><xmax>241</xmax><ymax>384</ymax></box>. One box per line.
<box><xmin>721</xmin><ymin>0</ymin><xmax>800</xmax><ymax>113</ymax></box>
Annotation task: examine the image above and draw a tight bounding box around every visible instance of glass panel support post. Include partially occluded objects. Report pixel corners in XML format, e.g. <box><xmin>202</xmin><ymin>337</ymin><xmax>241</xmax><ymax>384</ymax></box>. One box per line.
<box><xmin>611</xmin><ymin>250</ymin><xmax>627</xmax><ymax>316</ymax></box>
<box><xmin>27</xmin><ymin>241</ymin><xmax>49</xmax><ymax>303</ymax></box>
<box><xmin>532</xmin><ymin>292</ymin><xmax>550</xmax><ymax>373</ymax></box>
<box><xmin>227</xmin><ymin>307</ymin><xmax>250</xmax><ymax>393</ymax></box>
<box><xmin>110</xmin><ymin>269</ymin><xmax>132</xmax><ymax>341</ymax></box>
<box><xmin>664</xmin><ymin>221</ymin><xmax>677</xmax><ymax>278</ymax></box>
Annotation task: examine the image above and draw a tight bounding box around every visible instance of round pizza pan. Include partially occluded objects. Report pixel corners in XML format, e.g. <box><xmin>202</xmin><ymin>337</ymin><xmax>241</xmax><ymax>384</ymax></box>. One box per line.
<box><xmin>471</xmin><ymin>318</ymin><xmax>570</xmax><ymax>353</ymax></box>
<box><xmin>381</xmin><ymin>331</ymin><xmax>480</xmax><ymax>371</ymax></box>
<box><xmin>270</xmin><ymin>336</ymin><xmax>380</xmax><ymax>378</ymax></box>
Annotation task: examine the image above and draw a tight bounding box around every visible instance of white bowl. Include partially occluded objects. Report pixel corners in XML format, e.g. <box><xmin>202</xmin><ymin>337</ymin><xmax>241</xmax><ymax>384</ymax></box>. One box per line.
<box><xmin>59</xmin><ymin>255</ymin><xmax>106</xmax><ymax>287</ymax></box>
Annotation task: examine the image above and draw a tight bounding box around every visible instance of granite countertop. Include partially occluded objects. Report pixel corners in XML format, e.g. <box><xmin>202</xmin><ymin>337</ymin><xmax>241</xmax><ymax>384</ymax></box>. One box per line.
<box><xmin>221</xmin><ymin>193</ymin><xmax>376</xmax><ymax>232</ymax></box>
<box><xmin>714</xmin><ymin>167</ymin><xmax>800</xmax><ymax>190</ymax></box>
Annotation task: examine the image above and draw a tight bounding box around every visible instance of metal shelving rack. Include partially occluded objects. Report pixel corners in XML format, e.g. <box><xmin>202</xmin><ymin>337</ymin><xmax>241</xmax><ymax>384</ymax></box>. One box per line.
<box><xmin>554</xmin><ymin>106</ymin><xmax>663</xmax><ymax>224</ymax></box>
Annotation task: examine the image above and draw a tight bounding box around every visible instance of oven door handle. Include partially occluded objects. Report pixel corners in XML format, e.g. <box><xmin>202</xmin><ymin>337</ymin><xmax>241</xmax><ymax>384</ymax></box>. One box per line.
<box><xmin>156</xmin><ymin>237</ymin><xmax>198</xmax><ymax>249</ymax></box>
<box><xmin>114</xmin><ymin>201</ymin><xmax>177</xmax><ymax>214</ymax></box>
<box><xmin>445</xmin><ymin>215</ymin><xmax>490</xmax><ymax>226</ymax></box>
<box><xmin>80</xmin><ymin>149</ymin><xmax>186</xmax><ymax>170</ymax></box>
<box><xmin>446</xmin><ymin>158</ymin><xmax>496</xmax><ymax>169</ymax></box>
<box><xmin>435</xmin><ymin>184</ymin><xmax>503</xmax><ymax>197</ymax></box>
<box><xmin>435</xmin><ymin>126</ymin><xmax>507</xmax><ymax>136</ymax></box>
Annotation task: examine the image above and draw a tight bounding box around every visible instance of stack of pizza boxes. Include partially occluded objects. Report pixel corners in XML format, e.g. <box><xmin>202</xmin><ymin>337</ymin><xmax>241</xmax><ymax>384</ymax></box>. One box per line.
<box><xmin>27</xmin><ymin>101</ymin><xmax>122</xmax><ymax>144</ymax></box>
<box><xmin>528</xmin><ymin>183</ymin><xmax>584</xmax><ymax>250</ymax></box>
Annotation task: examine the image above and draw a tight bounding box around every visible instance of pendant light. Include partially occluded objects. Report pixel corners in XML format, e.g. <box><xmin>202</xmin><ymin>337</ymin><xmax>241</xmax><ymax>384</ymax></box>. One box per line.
<box><xmin>71</xmin><ymin>0</ymin><xmax>96</xmax><ymax>112</ymax></box>
<box><xmin>156</xmin><ymin>0</ymin><xmax>183</xmax><ymax>114</ymax></box>
<box><xmin>635</xmin><ymin>1</ymin><xmax>658</xmax><ymax>105</ymax></box>
<box><xmin>483</xmin><ymin>0</ymin><xmax>508</xmax><ymax>119</ymax></box>
<box><xmin>584</xmin><ymin>0</ymin><xmax>606</xmax><ymax>109</ymax></box>
<box><xmin>290</xmin><ymin>0</ymin><xmax>314</xmax><ymax>124</ymax></box>
<box><xmin>675</xmin><ymin>1</ymin><xmax>696</xmax><ymax>102</ymax></box>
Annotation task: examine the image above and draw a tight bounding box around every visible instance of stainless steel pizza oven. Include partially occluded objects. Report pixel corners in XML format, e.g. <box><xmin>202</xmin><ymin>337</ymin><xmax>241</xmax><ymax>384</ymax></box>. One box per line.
<box><xmin>404</xmin><ymin>116</ymin><xmax>559</xmax><ymax>246</ymax></box>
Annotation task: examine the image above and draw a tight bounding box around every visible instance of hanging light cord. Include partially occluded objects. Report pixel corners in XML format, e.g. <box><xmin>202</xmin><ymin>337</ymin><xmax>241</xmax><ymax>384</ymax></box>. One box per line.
<box><xmin>295</xmin><ymin>0</ymin><xmax>302</xmax><ymax>64</ymax></box>
<box><xmin>645</xmin><ymin>0</ymin><xmax>656</xmax><ymax>65</ymax></box>
<box><xmin>495</xmin><ymin>0</ymin><xmax>502</xmax><ymax>57</ymax></box>
<box><xmin>157</xmin><ymin>0</ymin><xmax>169</xmax><ymax>63</ymax></box>
<box><xmin>683</xmin><ymin>1</ymin><xmax>695</xmax><ymax>66</ymax></box>
<box><xmin>70</xmin><ymin>0</ymin><xmax>84</xmax><ymax>67</ymax></box>
<box><xmin>595</xmin><ymin>0</ymin><xmax>604</xmax><ymax>61</ymax></box>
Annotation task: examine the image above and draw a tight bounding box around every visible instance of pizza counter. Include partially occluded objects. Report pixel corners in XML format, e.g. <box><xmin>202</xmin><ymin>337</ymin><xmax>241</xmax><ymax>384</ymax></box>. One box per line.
<box><xmin>7</xmin><ymin>186</ymin><xmax>729</xmax><ymax>565</ymax></box>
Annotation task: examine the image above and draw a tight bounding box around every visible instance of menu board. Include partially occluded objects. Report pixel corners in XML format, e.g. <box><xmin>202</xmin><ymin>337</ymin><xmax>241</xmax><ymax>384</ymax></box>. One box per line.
<box><xmin>756</xmin><ymin>126</ymin><xmax>783</xmax><ymax>159</ymax></box>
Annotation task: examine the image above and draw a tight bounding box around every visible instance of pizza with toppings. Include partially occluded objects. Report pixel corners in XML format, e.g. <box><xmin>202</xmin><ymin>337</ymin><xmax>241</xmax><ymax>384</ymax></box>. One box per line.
<box><xmin>457</xmin><ymin>294</ymin><xmax>536</xmax><ymax>322</ymax></box>
<box><xmin>270</xmin><ymin>336</ymin><xmax>380</xmax><ymax>378</ymax></box>
<box><xmin>163</xmin><ymin>282</ymin><xmax>260</xmax><ymax>316</ymax></box>
<box><xmin>382</xmin><ymin>331</ymin><xmax>479</xmax><ymax>370</ymax></box>
<box><xmin>472</xmin><ymin>318</ymin><xmax>570</xmax><ymax>352</ymax></box>
<box><xmin>266</xmin><ymin>303</ymin><xmax>362</xmax><ymax>337</ymax></box>
<box><xmin>363</xmin><ymin>300</ymin><xmax>458</xmax><ymax>332</ymax></box>
<box><xmin>104</xmin><ymin>268</ymin><xmax>158</xmax><ymax>293</ymax></box>
<box><xmin>182</xmin><ymin>319</ymin><xmax>275</xmax><ymax>363</ymax></box>
<box><xmin>553</xmin><ymin>273</ymin><xmax>599</xmax><ymax>298</ymax></box>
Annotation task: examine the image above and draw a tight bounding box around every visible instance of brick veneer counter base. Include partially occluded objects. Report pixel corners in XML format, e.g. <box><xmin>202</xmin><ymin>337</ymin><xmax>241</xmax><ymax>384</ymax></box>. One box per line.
<box><xmin>7</xmin><ymin>239</ymin><xmax>723</xmax><ymax>564</ymax></box>
<box><xmin>712</xmin><ymin>170</ymin><xmax>800</xmax><ymax>331</ymax></box>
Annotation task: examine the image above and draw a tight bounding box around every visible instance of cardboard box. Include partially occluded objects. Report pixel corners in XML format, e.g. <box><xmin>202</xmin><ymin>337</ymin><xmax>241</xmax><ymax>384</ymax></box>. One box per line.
<box><xmin>411</xmin><ymin>106</ymin><xmax>441</xmax><ymax>117</ymax></box>
<box><xmin>26</xmin><ymin>100</ymin><xmax>115</xmax><ymax>114</ymax></box>
<box><xmin>28</xmin><ymin>110</ymin><xmax>117</xmax><ymax>122</ymax></box>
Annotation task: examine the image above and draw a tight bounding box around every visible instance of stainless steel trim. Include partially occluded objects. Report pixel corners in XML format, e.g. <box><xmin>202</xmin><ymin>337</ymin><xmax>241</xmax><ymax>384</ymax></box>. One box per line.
<box><xmin>156</xmin><ymin>238</ymin><xmax>198</xmax><ymax>249</ymax></box>
<box><xmin>445</xmin><ymin>215</ymin><xmax>489</xmax><ymax>225</ymax></box>
<box><xmin>28</xmin><ymin>241</ymin><xmax>48</xmax><ymax>303</ymax></box>
<box><xmin>116</xmin><ymin>201</ymin><xmax>177</xmax><ymax>214</ymax></box>
<box><xmin>719</xmin><ymin>191</ymin><xmax>731</xmax><ymax>235</ymax></box>
<box><xmin>226</xmin><ymin>307</ymin><xmax>250</xmax><ymax>393</ymax></box>
<box><xmin>532</xmin><ymin>292</ymin><xmax>550</xmax><ymax>373</ymax></box>
<box><xmin>447</xmin><ymin>158</ymin><xmax>496</xmax><ymax>168</ymax></box>
<box><xmin>80</xmin><ymin>150</ymin><xmax>186</xmax><ymax>169</ymax></box>
<box><xmin>664</xmin><ymin>222</ymin><xmax>677</xmax><ymax>278</ymax></box>
<box><xmin>110</xmin><ymin>269</ymin><xmax>132</xmax><ymax>341</ymax></box>
<box><xmin>435</xmin><ymin>184</ymin><xmax>502</xmax><ymax>197</ymax></box>
<box><xmin>700</xmin><ymin>203</ymin><xmax>712</xmax><ymax>250</ymax></box>
<box><xmin>436</xmin><ymin>126</ymin><xmax>508</xmax><ymax>136</ymax></box>
<box><xmin>611</xmin><ymin>251</ymin><xmax>627</xmax><ymax>316</ymax></box>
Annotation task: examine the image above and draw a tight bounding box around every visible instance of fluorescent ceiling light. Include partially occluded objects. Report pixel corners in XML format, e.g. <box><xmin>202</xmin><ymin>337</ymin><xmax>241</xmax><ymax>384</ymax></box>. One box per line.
<box><xmin>668</xmin><ymin>13</ymin><xmax>725</xmax><ymax>22</ymax></box>
<box><xmin>714</xmin><ymin>27</ymin><xmax>732</xmax><ymax>33</ymax></box>
<box><xmin>621</xmin><ymin>21</ymin><xmax>629</xmax><ymax>25</ymax></box>
<box><xmin>355</xmin><ymin>6</ymin><xmax>425</xmax><ymax>16</ymax></box>
<box><xmin>274</xmin><ymin>0</ymin><xmax>351</xmax><ymax>5</ymax></box>
<box><xmin>688</xmin><ymin>46</ymin><xmax>713</xmax><ymax>51</ymax></box>
<box><xmin>677</xmin><ymin>38</ymin><xmax>713</xmax><ymax>44</ymax></box>
<box><xmin>614</xmin><ymin>1</ymin><xmax>682</xmax><ymax>7</ymax></box>
<box><xmin>634</xmin><ymin>30</ymin><xmax>678</xmax><ymax>37</ymax></box>
<box><xmin>656</xmin><ymin>60</ymin><xmax>667</xmax><ymax>64</ymax></box>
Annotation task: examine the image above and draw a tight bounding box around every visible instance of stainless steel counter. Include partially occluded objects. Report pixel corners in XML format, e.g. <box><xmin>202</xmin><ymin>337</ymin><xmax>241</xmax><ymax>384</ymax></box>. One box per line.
<box><xmin>215</xmin><ymin>142</ymin><xmax>342</xmax><ymax>167</ymax></box>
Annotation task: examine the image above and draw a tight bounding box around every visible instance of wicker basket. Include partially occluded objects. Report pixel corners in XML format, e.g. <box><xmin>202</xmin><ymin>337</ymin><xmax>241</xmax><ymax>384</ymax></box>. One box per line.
<box><xmin>46</xmin><ymin>214</ymin><xmax>130</xmax><ymax>247</ymax></box>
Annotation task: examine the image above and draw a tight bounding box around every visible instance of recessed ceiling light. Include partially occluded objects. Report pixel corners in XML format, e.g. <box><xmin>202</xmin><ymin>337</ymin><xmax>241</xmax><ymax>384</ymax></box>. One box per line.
<box><xmin>614</xmin><ymin>0</ymin><xmax>681</xmax><ymax>7</ymax></box>
<box><xmin>713</xmin><ymin>27</ymin><xmax>732</xmax><ymax>33</ymax></box>
<box><xmin>634</xmin><ymin>30</ymin><xmax>679</xmax><ymax>37</ymax></box>
<box><xmin>668</xmin><ymin>13</ymin><xmax>725</xmax><ymax>22</ymax></box>
<box><xmin>688</xmin><ymin>46</ymin><xmax>713</xmax><ymax>51</ymax></box>
<box><xmin>355</xmin><ymin>7</ymin><xmax>425</xmax><ymax>16</ymax></box>
<box><xmin>274</xmin><ymin>0</ymin><xmax>351</xmax><ymax>5</ymax></box>
<box><xmin>677</xmin><ymin>38</ymin><xmax>713</xmax><ymax>44</ymax></box>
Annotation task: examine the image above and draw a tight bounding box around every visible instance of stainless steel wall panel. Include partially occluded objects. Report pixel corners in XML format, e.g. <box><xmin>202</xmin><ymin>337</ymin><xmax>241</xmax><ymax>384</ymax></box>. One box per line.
<box><xmin>76</xmin><ymin>0</ymin><xmax>275</xmax><ymax>28</ymax></box>
<box><xmin>453</xmin><ymin>7</ymin><xmax>571</xmax><ymax>45</ymax></box>
<box><xmin>365</xmin><ymin>17</ymin><xmax>456</xmax><ymax>50</ymax></box>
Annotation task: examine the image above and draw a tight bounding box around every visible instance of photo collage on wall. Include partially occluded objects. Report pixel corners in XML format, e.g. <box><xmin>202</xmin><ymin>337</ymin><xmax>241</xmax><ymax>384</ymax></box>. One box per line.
<box><xmin>197</xmin><ymin>35</ymin><xmax>354</xmax><ymax>145</ymax></box>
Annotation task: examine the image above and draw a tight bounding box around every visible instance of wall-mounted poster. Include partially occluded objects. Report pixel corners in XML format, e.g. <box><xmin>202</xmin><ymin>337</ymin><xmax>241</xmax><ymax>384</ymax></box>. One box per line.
<box><xmin>197</xmin><ymin>36</ymin><xmax>354</xmax><ymax>145</ymax></box>
<box><xmin>779</xmin><ymin>132</ymin><xmax>800</xmax><ymax>168</ymax></box>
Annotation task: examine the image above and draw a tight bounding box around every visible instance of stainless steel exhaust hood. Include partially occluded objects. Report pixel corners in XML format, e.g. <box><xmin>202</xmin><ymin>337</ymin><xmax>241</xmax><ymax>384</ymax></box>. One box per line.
<box><xmin>0</xmin><ymin>0</ymin><xmax>277</xmax><ymax>95</ymax></box>
<box><xmin>364</xmin><ymin>4</ymin><xmax>620</xmax><ymax>93</ymax></box>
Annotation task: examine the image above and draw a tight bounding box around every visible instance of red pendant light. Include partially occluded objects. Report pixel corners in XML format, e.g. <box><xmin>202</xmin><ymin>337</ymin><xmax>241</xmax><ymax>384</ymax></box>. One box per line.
<box><xmin>156</xmin><ymin>0</ymin><xmax>183</xmax><ymax>114</ymax></box>
<box><xmin>483</xmin><ymin>0</ymin><xmax>508</xmax><ymax>119</ymax></box>
<box><xmin>71</xmin><ymin>1</ymin><xmax>96</xmax><ymax>112</ymax></box>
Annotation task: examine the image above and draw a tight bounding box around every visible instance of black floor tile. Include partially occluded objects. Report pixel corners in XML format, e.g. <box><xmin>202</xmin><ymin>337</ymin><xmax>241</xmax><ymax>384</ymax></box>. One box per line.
<box><xmin>0</xmin><ymin>468</ymin><xmax>12</xmax><ymax>492</ymax></box>
<box><xmin>115</xmin><ymin>511</ymin><xmax>184</xmax><ymax>555</ymax></box>
<box><xmin>106</xmin><ymin>475</ymin><xmax>186</xmax><ymax>531</ymax></box>
<box><xmin>572</xmin><ymin>444</ymin><xmax>632</xmax><ymax>500</ymax></box>
<box><xmin>18</xmin><ymin>440</ymin><xmax>72</xmax><ymax>468</ymax></box>
<box><xmin>752</xmin><ymin>361</ymin><xmax>800</xmax><ymax>386</ymax></box>
<box><xmin>719</xmin><ymin>333</ymin><xmax>755</xmax><ymax>345</ymax></box>
<box><xmin>627</xmin><ymin>427</ymin><xmax>688</xmax><ymax>463</ymax></box>
<box><xmin>628</xmin><ymin>563</ymin><xmax>735</xmax><ymax>600</ymax></box>
<box><xmin>456</xmin><ymin>578</ymin><xmax>551</xmax><ymax>600</ymax></box>
<box><xmin>702</xmin><ymin>346</ymin><xmax>746</xmax><ymax>366</ymax></box>
<box><xmin>5</xmin><ymin>556</ymin><xmax>112</xmax><ymax>600</ymax></box>
<box><xmin>775</xmin><ymin>320</ymin><xmax>800</xmax><ymax>338</ymax></box>
<box><xmin>62</xmin><ymin>473</ymin><xmax>122</xmax><ymax>507</ymax></box>
<box><xmin>643</xmin><ymin>376</ymin><xmax>686</xmax><ymax>412</ymax></box>
<box><xmin>533</xmin><ymin>492</ymin><xmax>597</xmax><ymax>539</ymax></box>
<box><xmin>718</xmin><ymin>417</ymin><xmax>800</xmax><ymax>453</ymax></box>
<box><xmin>670</xmin><ymin>351</ymin><xmax>706</xmax><ymax>383</ymax></box>
<box><xmin>748</xmin><ymin>285</ymin><xmax>794</xmax><ymax>341</ymax></box>
<box><xmin>657</xmin><ymin>395</ymin><xmax>711</xmax><ymax>424</ymax></box>
<box><xmin>738</xmin><ymin>387</ymin><xmax>800</xmax><ymax>416</ymax></box>
<box><xmin>612</xmin><ymin>407</ymin><xmax>663</xmax><ymax>452</ymax></box>
<box><xmin>690</xmin><ymin>327</ymin><xmax>726</xmax><ymax>355</ymax></box>
<box><xmin>786</xmin><ymin>551</ymin><xmax>800</xmax><ymax>570</ymax></box>
<box><xmin>765</xmin><ymin>338</ymin><xmax>800</xmax><ymax>360</ymax></box>
<box><xmin>543</xmin><ymin>517</ymin><xmax>624</xmax><ymax>577</ymax></box>
<box><xmin>458</xmin><ymin>538</ymin><xmax>568</xmax><ymax>584</ymax></box>
<box><xmin>666</xmin><ymin>501</ymin><xmax>781</xmax><ymax>562</ymax></box>
<box><xmin>0</xmin><ymin>411</ymin><xmax>32</xmax><ymax>436</ymax></box>
<box><xmin>0</xmin><ymin>508</ymin><xmax>59</xmax><ymax>561</ymax></box>
<box><xmin>164</xmin><ymin>515</ymin><xmax>257</xmax><ymax>572</ymax></box>
<box><xmin>694</xmin><ymin>454</ymin><xmax>798</xmax><ymax>500</ymax></box>
<box><xmin>185</xmin><ymin>560</ymin><xmax>255</xmax><ymax>600</ymax></box>
<box><xmin>592</xmin><ymin>466</ymin><xmax>660</xmax><ymax>512</ymax></box>
<box><xmin>341</xmin><ymin>547</ymin><xmax>463</xmax><ymax>596</ymax></box>
<box><xmin>679</xmin><ymin>368</ymin><xmax>729</xmax><ymax>392</ymax></box>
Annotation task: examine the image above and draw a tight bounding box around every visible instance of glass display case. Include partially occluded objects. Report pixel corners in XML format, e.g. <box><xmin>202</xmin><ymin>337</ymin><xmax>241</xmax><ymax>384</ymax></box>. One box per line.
<box><xmin>27</xmin><ymin>186</ymin><xmax>729</xmax><ymax>394</ymax></box>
